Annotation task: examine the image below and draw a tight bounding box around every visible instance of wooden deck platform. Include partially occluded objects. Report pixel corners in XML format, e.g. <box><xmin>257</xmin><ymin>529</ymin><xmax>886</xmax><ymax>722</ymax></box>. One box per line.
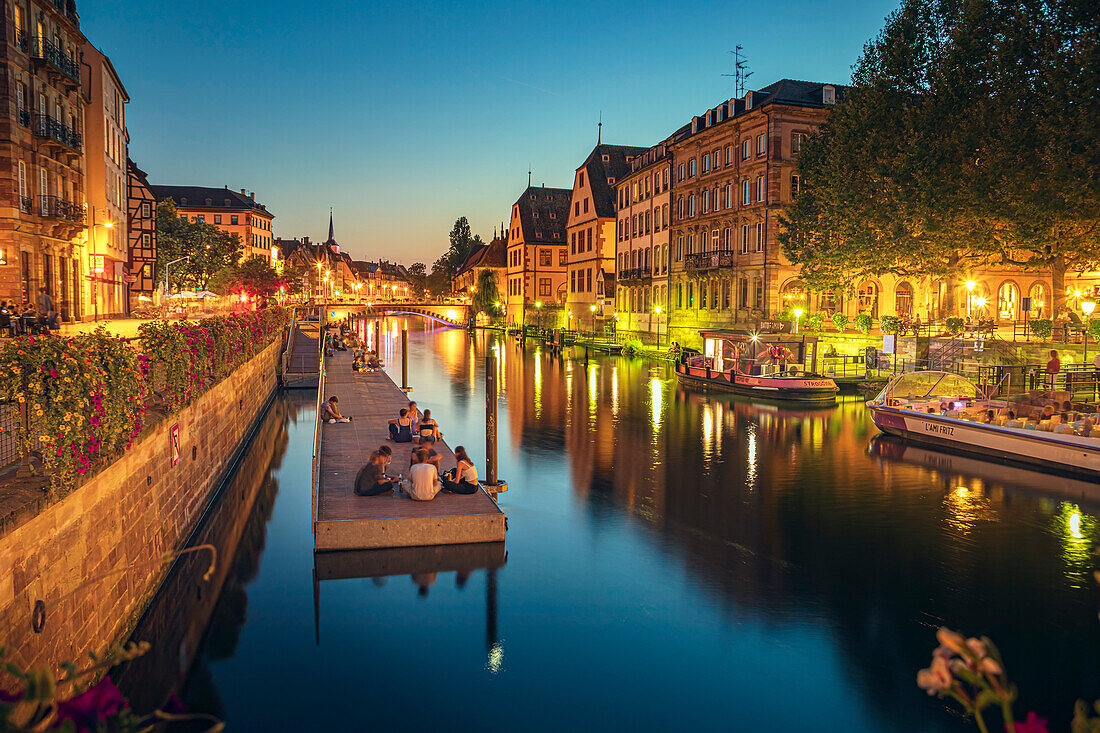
<box><xmin>285</xmin><ymin>321</ymin><xmax>320</xmax><ymax>388</ymax></box>
<box><xmin>313</xmin><ymin>349</ymin><xmax>505</xmax><ymax>551</ymax></box>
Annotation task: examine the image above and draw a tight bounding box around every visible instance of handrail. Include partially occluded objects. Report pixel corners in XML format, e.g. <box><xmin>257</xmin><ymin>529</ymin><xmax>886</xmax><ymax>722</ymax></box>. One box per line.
<box><xmin>311</xmin><ymin>308</ymin><xmax>326</xmax><ymax>534</ymax></box>
<box><xmin>281</xmin><ymin>306</ymin><xmax>298</xmax><ymax>378</ymax></box>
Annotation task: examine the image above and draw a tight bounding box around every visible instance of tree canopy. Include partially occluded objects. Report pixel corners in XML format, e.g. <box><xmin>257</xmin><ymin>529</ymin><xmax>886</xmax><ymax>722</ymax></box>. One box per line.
<box><xmin>156</xmin><ymin>200</ymin><xmax>243</xmax><ymax>291</ymax></box>
<box><xmin>780</xmin><ymin>0</ymin><xmax>1100</xmax><ymax>316</ymax></box>
<box><xmin>440</xmin><ymin>217</ymin><xmax>484</xmax><ymax>279</ymax></box>
<box><xmin>470</xmin><ymin>268</ymin><xmax>501</xmax><ymax>318</ymax></box>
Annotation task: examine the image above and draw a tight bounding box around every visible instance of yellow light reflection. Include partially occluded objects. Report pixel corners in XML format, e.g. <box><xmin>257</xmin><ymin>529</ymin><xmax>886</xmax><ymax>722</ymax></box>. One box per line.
<box><xmin>487</xmin><ymin>641</ymin><xmax>504</xmax><ymax>674</ymax></box>
<box><xmin>588</xmin><ymin>363</ymin><xmax>597</xmax><ymax>409</ymax></box>
<box><xmin>1057</xmin><ymin>502</ymin><xmax>1095</xmax><ymax>577</ymax></box>
<box><xmin>943</xmin><ymin>484</ymin><xmax>991</xmax><ymax>535</ymax></box>
<box><xmin>533</xmin><ymin>354</ymin><xmax>542</xmax><ymax>418</ymax></box>
<box><xmin>746</xmin><ymin>425</ymin><xmax>758</xmax><ymax>489</ymax></box>
<box><xmin>650</xmin><ymin>378</ymin><xmax>662</xmax><ymax>429</ymax></box>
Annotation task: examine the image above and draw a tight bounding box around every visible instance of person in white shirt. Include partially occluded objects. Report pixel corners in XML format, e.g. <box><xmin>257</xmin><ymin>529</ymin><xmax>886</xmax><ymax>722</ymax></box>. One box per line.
<box><xmin>440</xmin><ymin>445</ymin><xmax>479</xmax><ymax>494</ymax></box>
<box><xmin>404</xmin><ymin>449</ymin><xmax>441</xmax><ymax>501</ymax></box>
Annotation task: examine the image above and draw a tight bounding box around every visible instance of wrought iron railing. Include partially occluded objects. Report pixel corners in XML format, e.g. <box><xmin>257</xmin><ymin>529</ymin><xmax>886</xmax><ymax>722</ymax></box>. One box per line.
<box><xmin>30</xmin><ymin>36</ymin><xmax>79</xmax><ymax>84</ymax></box>
<box><xmin>14</xmin><ymin>29</ymin><xmax>28</xmax><ymax>52</ymax></box>
<box><xmin>34</xmin><ymin>114</ymin><xmax>82</xmax><ymax>151</ymax></box>
<box><xmin>0</xmin><ymin>402</ymin><xmax>22</xmax><ymax>472</ymax></box>
<box><xmin>39</xmin><ymin>195</ymin><xmax>84</xmax><ymax>223</ymax></box>
<box><xmin>684</xmin><ymin>251</ymin><xmax>735</xmax><ymax>271</ymax></box>
<box><xmin>618</xmin><ymin>267</ymin><xmax>651</xmax><ymax>282</ymax></box>
<box><xmin>18</xmin><ymin>108</ymin><xmax>29</xmax><ymax>127</ymax></box>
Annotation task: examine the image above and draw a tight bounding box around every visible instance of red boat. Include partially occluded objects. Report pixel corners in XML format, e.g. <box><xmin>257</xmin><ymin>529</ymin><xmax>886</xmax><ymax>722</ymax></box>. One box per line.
<box><xmin>675</xmin><ymin>329</ymin><xmax>839</xmax><ymax>404</ymax></box>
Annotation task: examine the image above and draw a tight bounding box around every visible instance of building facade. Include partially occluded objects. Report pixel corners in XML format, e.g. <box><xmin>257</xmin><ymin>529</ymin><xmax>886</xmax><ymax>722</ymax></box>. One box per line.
<box><xmin>151</xmin><ymin>185</ymin><xmax>275</xmax><ymax>263</ymax></box>
<box><xmin>615</xmin><ymin>142</ymin><xmax>672</xmax><ymax>337</ymax></box>
<box><xmin>566</xmin><ymin>144</ymin><xmax>645</xmax><ymax>330</ymax></box>
<box><xmin>454</xmin><ymin>233</ymin><xmax>507</xmax><ymax>298</ymax></box>
<box><xmin>80</xmin><ymin>41</ymin><xmax>127</xmax><ymax>317</ymax></box>
<box><xmin>504</xmin><ymin>185</ymin><xmax>570</xmax><ymax>324</ymax></box>
<box><xmin>1</xmin><ymin>0</ymin><xmax>86</xmax><ymax>317</ymax></box>
<box><xmin>125</xmin><ymin>158</ymin><xmax>155</xmax><ymax>307</ymax></box>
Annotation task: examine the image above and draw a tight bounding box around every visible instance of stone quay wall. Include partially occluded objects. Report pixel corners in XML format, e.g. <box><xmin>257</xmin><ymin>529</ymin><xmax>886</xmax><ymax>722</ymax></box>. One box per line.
<box><xmin>0</xmin><ymin>337</ymin><xmax>283</xmax><ymax>675</ymax></box>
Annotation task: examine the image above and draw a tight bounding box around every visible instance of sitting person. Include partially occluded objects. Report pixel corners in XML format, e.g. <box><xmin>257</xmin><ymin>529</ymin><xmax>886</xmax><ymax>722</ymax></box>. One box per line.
<box><xmin>440</xmin><ymin>445</ymin><xmax>479</xmax><ymax>494</ymax></box>
<box><xmin>409</xmin><ymin>435</ymin><xmax>441</xmax><ymax>470</ymax></box>
<box><xmin>416</xmin><ymin>409</ymin><xmax>440</xmax><ymax>443</ymax></box>
<box><xmin>367</xmin><ymin>352</ymin><xmax>381</xmax><ymax>370</ymax></box>
<box><xmin>388</xmin><ymin>408</ymin><xmax>414</xmax><ymax>442</ymax></box>
<box><xmin>407</xmin><ymin>401</ymin><xmax>421</xmax><ymax>432</ymax></box>
<box><xmin>320</xmin><ymin>396</ymin><xmax>351</xmax><ymax>423</ymax></box>
<box><xmin>354</xmin><ymin>451</ymin><xmax>396</xmax><ymax>496</ymax></box>
<box><xmin>377</xmin><ymin>444</ymin><xmax>392</xmax><ymax>473</ymax></box>
<box><xmin>352</xmin><ymin>353</ymin><xmax>365</xmax><ymax>371</ymax></box>
<box><xmin>404</xmin><ymin>448</ymin><xmax>441</xmax><ymax>501</ymax></box>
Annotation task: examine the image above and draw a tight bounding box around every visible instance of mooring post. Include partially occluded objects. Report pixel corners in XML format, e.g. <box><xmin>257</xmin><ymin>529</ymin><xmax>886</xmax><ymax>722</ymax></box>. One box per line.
<box><xmin>401</xmin><ymin>327</ymin><xmax>409</xmax><ymax>391</ymax></box>
<box><xmin>486</xmin><ymin>351</ymin><xmax>498</xmax><ymax>486</ymax></box>
<box><xmin>374</xmin><ymin>318</ymin><xmax>380</xmax><ymax>355</ymax></box>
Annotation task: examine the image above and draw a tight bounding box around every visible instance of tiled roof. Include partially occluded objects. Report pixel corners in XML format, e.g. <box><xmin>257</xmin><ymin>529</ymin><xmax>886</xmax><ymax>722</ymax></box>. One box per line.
<box><xmin>151</xmin><ymin>185</ymin><xmax>273</xmax><ymax>215</ymax></box>
<box><xmin>579</xmin><ymin>144</ymin><xmax>647</xmax><ymax>218</ymax></box>
<box><xmin>515</xmin><ymin>186</ymin><xmax>570</xmax><ymax>244</ymax></box>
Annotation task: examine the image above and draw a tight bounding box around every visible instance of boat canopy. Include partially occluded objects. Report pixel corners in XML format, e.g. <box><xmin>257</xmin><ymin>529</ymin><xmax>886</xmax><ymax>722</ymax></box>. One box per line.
<box><xmin>876</xmin><ymin>371</ymin><xmax>980</xmax><ymax>403</ymax></box>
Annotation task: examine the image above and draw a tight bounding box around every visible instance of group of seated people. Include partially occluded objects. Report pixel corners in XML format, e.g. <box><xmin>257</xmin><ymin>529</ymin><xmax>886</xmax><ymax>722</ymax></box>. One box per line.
<box><xmin>0</xmin><ymin>300</ymin><xmax>55</xmax><ymax>336</ymax></box>
<box><xmin>325</xmin><ymin>322</ymin><xmax>356</xmax><ymax>355</ymax></box>
<box><xmin>352</xmin><ymin>348</ymin><xmax>382</xmax><ymax>372</ymax></box>
<box><xmin>895</xmin><ymin>393</ymin><xmax>1098</xmax><ymax>436</ymax></box>
<box><xmin>354</xmin><ymin>443</ymin><xmax>480</xmax><ymax>500</ymax></box>
<box><xmin>387</xmin><ymin>400</ymin><xmax>441</xmax><ymax>444</ymax></box>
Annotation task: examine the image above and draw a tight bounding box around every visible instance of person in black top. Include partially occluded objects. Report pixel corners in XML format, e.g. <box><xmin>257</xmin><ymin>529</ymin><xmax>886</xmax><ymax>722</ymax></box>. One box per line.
<box><xmin>354</xmin><ymin>451</ymin><xmax>395</xmax><ymax>496</ymax></box>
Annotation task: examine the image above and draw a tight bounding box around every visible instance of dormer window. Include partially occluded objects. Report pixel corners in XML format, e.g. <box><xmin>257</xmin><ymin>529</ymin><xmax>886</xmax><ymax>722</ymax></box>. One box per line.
<box><xmin>626</xmin><ymin>156</ymin><xmax>634</xmax><ymax>162</ymax></box>
<box><xmin>607</xmin><ymin>177</ymin><xmax>615</xmax><ymax>185</ymax></box>
<box><xmin>180</xmin><ymin>197</ymin><xmax>187</xmax><ymax>205</ymax></box>
<box><xmin>224</xmin><ymin>198</ymin><xmax>231</xmax><ymax>206</ymax></box>
<box><xmin>602</xmin><ymin>154</ymin><xmax>609</xmax><ymax>162</ymax></box>
<box><xmin>530</xmin><ymin>194</ymin><xmax>536</xmax><ymax>200</ymax></box>
<box><xmin>205</xmin><ymin>198</ymin><xmax>212</xmax><ymax>206</ymax></box>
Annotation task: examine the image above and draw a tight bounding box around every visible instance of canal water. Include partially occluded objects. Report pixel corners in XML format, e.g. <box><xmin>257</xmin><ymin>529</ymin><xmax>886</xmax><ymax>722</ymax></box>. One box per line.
<box><xmin>116</xmin><ymin>320</ymin><xmax>1100</xmax><ymax>732</ymax></box>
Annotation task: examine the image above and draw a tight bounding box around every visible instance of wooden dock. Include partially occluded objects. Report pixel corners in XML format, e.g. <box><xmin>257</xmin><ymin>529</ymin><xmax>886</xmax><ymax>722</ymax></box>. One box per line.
<box><xmin>313</xmin><ymin>348</ymin><xmax>505</xmax><ymax>551</ymax></box>
<box><xmin>284</xmin><ymin>320</ymin><xmax>321</xmax><ymax>389</ymax></box>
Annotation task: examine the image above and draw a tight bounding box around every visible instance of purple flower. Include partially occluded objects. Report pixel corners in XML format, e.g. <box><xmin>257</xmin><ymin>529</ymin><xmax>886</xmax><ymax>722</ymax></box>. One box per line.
<box><xmin>0</xmin><ymin>687</ymin><xmax>24</xmax><ymax>703</ymax></box>
<box><xmin>1008</xmin><ymin>712</ymin><xmax>1049</xmax><ymax>733</ymax></box>
<box><xmin>54</xmin><ymin>677</ymin><xmax>126</xmax><ymax>730</ymax></box>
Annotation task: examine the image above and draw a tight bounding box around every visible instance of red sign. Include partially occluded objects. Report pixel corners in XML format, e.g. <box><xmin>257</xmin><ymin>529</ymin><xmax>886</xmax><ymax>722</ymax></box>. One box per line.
<box><xmin>170</xmin><ymin>423</ymin><xmax>181</xmax><ymax>466</ymax></box>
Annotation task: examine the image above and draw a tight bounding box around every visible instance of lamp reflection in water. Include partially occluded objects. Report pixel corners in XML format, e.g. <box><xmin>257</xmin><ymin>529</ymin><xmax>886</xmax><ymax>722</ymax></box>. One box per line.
<box><xmin>1058</xmin><ymin>502</ymin><xmax>1094</xmax><ymax>575</ymax></box>
<box><xmin>649</xmin><ymin>378</ymin><xmax>662</xmax><ymax>429</ymax></box>
<box><xmin>533</xmin><ymin>354</ymin><xmax>542</xmax><ymax>419</ymax></box>
<box><xmin>610</xmin><ymin>365</ymin><xmax>619</xmax><ymax>418</ymax></box>
<box><xmin>746</xmin><ymin>425</ymin><xmax>758</xmax><ymax>490</ymax></box>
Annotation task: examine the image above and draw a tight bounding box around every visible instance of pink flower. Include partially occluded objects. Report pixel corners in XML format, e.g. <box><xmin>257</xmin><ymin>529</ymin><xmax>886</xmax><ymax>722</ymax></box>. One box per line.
<box><xmin>917</xmin><ymin>655</ymin><xmax>954</xmax><ymax>695</ymax></box>
<box><xmin>54</xmin><ymin>676</ymin><xmax>126</xmax><ymax>730</ymax></box>
<box><xmin>937</xmin><ymin>627</ymin><xmax>969</xmax><ymax>657</ymax></box>
<box><xmin>1008</xmin><ymin>712</ymin><xmax>1049</xmax><ymax>733</ymax></box>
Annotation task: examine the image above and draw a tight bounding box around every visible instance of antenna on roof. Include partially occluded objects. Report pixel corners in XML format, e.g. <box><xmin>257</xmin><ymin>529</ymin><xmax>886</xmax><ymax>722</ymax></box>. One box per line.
<box><xmin>528</xmin><ymin>165</ymin><xmax>532</xmax><ymax>188</ymax></box>
<box><xmin>597</xmin><ymin>111</ymin><xmax>602</xmax><ymax>144</ymax></box>
<box><xmin>722</xmin><ymin>45</ymin><xmax>753</xmax><ymax>98</ymax></box>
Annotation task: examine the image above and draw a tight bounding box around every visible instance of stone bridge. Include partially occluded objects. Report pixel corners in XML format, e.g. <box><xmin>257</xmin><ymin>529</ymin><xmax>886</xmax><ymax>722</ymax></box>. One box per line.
<box><xmin>335</xmin><ymin>302</ymin><xmax>468</xmax><ymax>328</ymax></box>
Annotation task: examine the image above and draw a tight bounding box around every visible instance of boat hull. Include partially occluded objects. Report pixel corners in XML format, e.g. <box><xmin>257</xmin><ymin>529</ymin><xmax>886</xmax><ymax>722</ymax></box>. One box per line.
<box><xmin>868</xmin><ymin>404</ymin><xmax>1100</xmax><ymax>478</ymax></box>
<box><xmin>676</xmin><ymin>364</ymin><xmax>839</xmax><ymax>403</ymax></box>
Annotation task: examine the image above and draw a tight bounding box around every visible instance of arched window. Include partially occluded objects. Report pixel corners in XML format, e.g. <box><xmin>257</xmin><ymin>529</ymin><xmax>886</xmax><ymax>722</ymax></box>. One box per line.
<box><xmin>780</xmin><ymin>280</ymin><xmax>807</xmax><ymax>311</ymax></box>
<box><xmin>858</xmin><ymin>281</ymin><xmax>879</xmax><ymax>317</ymax></box>
<box><xmin>997</xmin><ymin>281</ymin><xmax>1019</xmax><ymax>321</ymax></box>
<box><xmin>895</xmin><ymin>281</ymin><xmax>913</xmax><ymax>317</ymax></box>
<box><xmin>700</xmin><ymin>229</ymin><xmax>708</xmax><ymax>253</ymax></box>
<box><xmin>1028</xmin><ymin>283</ymin><xmax>1046</xmax><ymax>318</ymax></box>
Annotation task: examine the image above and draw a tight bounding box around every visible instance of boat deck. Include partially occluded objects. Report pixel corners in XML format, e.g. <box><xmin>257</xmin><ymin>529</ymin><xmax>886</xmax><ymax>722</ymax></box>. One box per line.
<box><xmin>314</xmin><ymin>349</ymin><xmax>505</xmax><ymax>551</ymax></box>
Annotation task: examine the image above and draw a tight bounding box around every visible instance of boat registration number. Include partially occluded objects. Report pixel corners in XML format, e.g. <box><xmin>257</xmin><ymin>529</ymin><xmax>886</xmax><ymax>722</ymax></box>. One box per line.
<box><xmin>925</xmin><ymin>422</ymin><xmax>955</xmax><ymax>436</ymax></box>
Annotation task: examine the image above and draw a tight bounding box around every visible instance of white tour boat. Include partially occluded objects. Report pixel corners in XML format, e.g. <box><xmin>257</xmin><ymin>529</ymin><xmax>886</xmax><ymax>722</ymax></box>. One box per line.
<box><xmin>866</xmin><ymin>371</ymin><xmax>1100</xmax><ymax>478</ymax></box>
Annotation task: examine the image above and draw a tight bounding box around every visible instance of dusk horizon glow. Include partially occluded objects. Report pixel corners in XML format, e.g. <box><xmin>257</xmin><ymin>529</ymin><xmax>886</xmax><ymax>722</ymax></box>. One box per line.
<box><xmin>82</xmin><ymin>0</ymin><xmax>897</xmax><ymax>265</ymax></box>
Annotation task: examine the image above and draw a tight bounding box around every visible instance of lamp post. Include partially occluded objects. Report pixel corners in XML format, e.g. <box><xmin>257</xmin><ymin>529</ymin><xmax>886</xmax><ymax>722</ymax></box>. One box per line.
<box><xmin>1083</xmin><ymin>300</ymin><xmax>1096</xmax><ymax>368</ymax></box>
<box><xmin>654</xmin><ymin>305</ymin><xmax>662</xmax><ymax>348</ymax></box>
<box><xmin>535</xmin><ymin>300</ymin><xmax>542</xmax><ymax>331</ymax></box>
<box><xmin>163</xmin><ymin>255</ymin><xmax>190</xmax><ymax>320</ymax></box>
<box><xmin>589</xmin><ymin>303</ymin><xmax>597</xmax><ymax>336</ymax></box>
<box><xmin>965</xmin><ymin>279</ymin><xmax>976</xmax><ymax>318</ymax></box>
<box><xmin>792</xmin><ymin>306</ymin><xmax>804</xmax><ymax>334</ymax></box>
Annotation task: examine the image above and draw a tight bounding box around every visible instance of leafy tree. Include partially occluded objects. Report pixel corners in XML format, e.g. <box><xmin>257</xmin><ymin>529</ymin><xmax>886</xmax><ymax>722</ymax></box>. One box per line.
<box><xmin>427</xmin><ymin>258</ymin><xmax>452</xmax><ymax>297</ymax></box>
<box><xmin>155</xmin><ymin>199</ymin><xmax>243</xmax><ymax>291</ymax></box>
<box><xmin>208</xmin><ymin>265</ymin><xmax>239</xmax><ymax>296</ymax></box>
<box><xmin>238</xmin><ymin>255</ymin><xmax>281</xmax><ymax>297</ymax></box>
<box><xmin>405</xmin><ymin>262</ymin><xmax>428</xmax><ymax>298</ymax></box>
<box><xmin>280</xmin><ymin>262</ymin><xmax>307</xmax><ymax>297</ymax></box>
<box><xmin>780</xmin><ymin>0</ymin><xmax>1100</xmax><ymax>317</ymax></box>
<box><xmin>441</xmin><ymin>217</ymin><xmax>484</xmax><ymax>278</ymax></box>
<box><xmin>470</xmin><ymin>268</ymin><xmax>501</xmax><ymax>318</ymax></box>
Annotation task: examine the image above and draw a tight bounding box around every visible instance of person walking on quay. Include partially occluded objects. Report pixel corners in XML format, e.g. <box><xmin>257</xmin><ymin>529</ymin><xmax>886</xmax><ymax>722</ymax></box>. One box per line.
<box><xmin>320</xmin><ymin>395</ymin><xmax>352</xmax><ymax>423</ymax></box>
<box><xmin>35</xmin><ymin>287</ymin><xmax>54</xmax><ymax>333</ymax></box>
<box><xmin>1045</xmin><ymin>349</ymin><xmax>1061</xmax><ymax>390</ymax></box>
<box><xmin>354</xmin><ymin>450</ymin><xmax>396</xmax><ymax>496</ymax></box>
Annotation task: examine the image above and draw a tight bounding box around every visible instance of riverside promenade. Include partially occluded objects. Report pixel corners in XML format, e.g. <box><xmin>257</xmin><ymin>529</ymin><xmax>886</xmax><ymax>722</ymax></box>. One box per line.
<box><xmin>313</xmin><ymin>348</ymin><xmax>505</xmax><ymax>551</ymax></box>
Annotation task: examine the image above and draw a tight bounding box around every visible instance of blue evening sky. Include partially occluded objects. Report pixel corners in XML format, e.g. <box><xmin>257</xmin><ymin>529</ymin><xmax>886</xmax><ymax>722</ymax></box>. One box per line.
<box><xmin>81</xmin><ymin>0</ymin><xmax>897</xmax><ymax>265</ymax></box>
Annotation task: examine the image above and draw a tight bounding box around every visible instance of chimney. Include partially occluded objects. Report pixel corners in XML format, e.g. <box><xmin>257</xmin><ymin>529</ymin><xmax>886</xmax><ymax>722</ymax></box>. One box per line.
<box><xmin>240</xmin><ymin>188</ymin><xmax>246</xmax><ymax>195</ymax></box>
<box><xmin>249</xmin><ymin>192</ymin><xmax>255</xmax><ymax>200</ymax></box>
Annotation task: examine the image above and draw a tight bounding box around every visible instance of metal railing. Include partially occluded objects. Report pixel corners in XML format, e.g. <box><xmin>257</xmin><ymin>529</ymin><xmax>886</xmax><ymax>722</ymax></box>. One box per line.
<box><xmin>684</xmin><ymin>251</ymin><xmax>734</xmax><ymax>271</ymax></box>
<box><xmin>17</xmin><ymin>108</ymin><xmax>29</xmax><ymax>127</ymax></box>
<box><xmin>34</xmin><ymin>113</ymin><xmax>82</xmax><ymax>152</ymax></box>
<box><xmin>38</xmin><ymin>195</ymin><xmax>84</xmax><ymax>223</ymax></box>
<box><xmin>617</xmin><ymin>267</ymin><xmax>652</xmax><ymax>282</ymax></box>
<box><xmin>14</xmin><ymin>28</ymin><xmax>28</xmax><ymax>52</ymax></box>
<box><xmin>0</xmin><ymin>402</ymin><xmax>23</xmax><ymax>472</ymax></box>
<box><xmin>311</xmin><ymin>310</ymin><xmax>326</xmax><ymax>534</ymax></box>
<box><xmin>30</xmin><ymin>36</ymin><xmax>79</xmax><ymax>83</ymax></box>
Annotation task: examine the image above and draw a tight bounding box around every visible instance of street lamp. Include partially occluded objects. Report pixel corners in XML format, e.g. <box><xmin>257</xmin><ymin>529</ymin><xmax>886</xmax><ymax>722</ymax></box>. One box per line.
<box><xmin>1083</xmin><ymin>300</ymin><xmax>1096</xmax><ymax>367</ymax></box>
<box><xmin>535</xmin><ymin>300</ymin><xmax>542</xmax><ymax>330</ymax></box>
<box><xmin>966</xmin><ymin>280</ymin><xmax>976</xmax><ymax>317</ymax></box>
<box><xmin>163</xmin><ymin>255</ymin><xmax>190</xmax><ymax>320</ymax></box>
<box><xmin>793</xmin><ymin>307</ymin><xmax>804</xmax><ymax>334</ymax></box>
<box><xmin>654</xmin><ymin>304</ymin><xmax>662</xmax><ymax>348</ymax></box>
<box><xmin>589</xmin><ymin>303</ymin><xmax>597</xmax><ymax>335</ymax></box>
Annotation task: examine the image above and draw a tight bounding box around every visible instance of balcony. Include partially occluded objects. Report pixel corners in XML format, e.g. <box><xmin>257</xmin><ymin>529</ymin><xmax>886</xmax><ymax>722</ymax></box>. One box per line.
<box><xmin>30</xmin><ymin>37</ymin><xmax>80</xmax><ymax>86</ymax></box>
<box><xmin>684</xmin><ymin>251</ymin><xmax>735</xmax><ymax>271</ymax></box>
<box><xmin>48</xmin><ymin>0</ymin><xmax>79</xmax><ymax>24</ymax></box>
<box><xmin>34</xmin><ymin>114</ymin><xmax>82</xmax><ymax>153</ymax></box>
<box><xmin>18</xmin><ymin>109</ymin><xmax>29</xmax><ymax>127</ymax></box>
<box><xmin>618</xmin><ymin>267</ymin><xmax>652</xmax><ymax>282</ymax></box>
<box><xmin>19</xmin><ymin>196</ymin><xmax>32</xmax><ymax>214</ymax></box>
<box><xmin>39</xmin><ymin>195</ymin><xmax>85</xmax><ymax>224</ymax></box>
<box><xmin>14</xmin><ymin>29</ymin><xmax>28</xmax><ymax>53</ymax></box>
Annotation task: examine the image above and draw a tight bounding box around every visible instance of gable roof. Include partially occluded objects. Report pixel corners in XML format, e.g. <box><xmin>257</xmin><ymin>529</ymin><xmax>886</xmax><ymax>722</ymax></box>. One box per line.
<box><xmin>151</xmin><ymin>185</ymin><xmax>273</xmax><ymax>216</ymax></box>
<box><xmin>578</xmin><ymin>144</ymin><xmax>647</xmax><ymax>218</ymax></box>
<box><xmin>514</xmin><ymin>185</ymin><xmax>570</xmax><ymax>244</ymax></box>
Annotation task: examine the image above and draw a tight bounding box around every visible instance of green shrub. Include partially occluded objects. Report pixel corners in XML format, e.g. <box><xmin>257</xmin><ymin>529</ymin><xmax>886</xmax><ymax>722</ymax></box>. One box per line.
<box><xmin>804</xmin><ymin>313</ymin><xmax>825</xmax><ymax>332</ymax></box>
<box><xmin>1087</xmin><ymin>320</ymin><xmax>1100</xmax><ymax>341</ymax></box>
<box><xmin>945</xmin><ymin>317</ymin><xmax>965</xmax><ymax>336</ymax></box>
<box><xmin>1030</xmin><ymin>318</ymin><xmax>1054</xmax><ymax>340</ymax></box>
<box><xmin>879</xmin><ymin>315</ymin><xmax>901</xmax><ymax>335</ymax></box>
<box><xmin>855</xmin><ymin>313</ymin><xmax>873</xmax><ymax>335</ymax></box>
<box><xmin>775</xmin><ymin>309</ymin><xmax>792</xmax><ymax>322</ymax></box>
<box><xmin>623</xmin><ymin>338</ymin><xmax>644</xmax><ymax>355</ymax></box>
<box><xmin>831</xmin><ymin>313</ymin><xmax>849</xmax><ymax>332</ymax></box>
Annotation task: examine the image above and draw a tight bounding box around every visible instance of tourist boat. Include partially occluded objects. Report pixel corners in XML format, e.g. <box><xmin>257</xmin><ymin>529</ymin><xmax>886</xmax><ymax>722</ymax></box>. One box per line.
<box><xmin>675</xmin><ymin>329</ymin><xmax>839</xmax><ymax>403</ymax></box>
<box><xmin>866</xmin><ymin>370</ymin><xmax>1100</xmax><ymax>477</ymax></box>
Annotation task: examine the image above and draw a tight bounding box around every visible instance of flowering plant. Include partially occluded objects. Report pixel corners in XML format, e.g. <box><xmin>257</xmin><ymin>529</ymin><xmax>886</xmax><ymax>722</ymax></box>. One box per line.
<box><xmin>855</xmin><ymin>313</ymin><xmax>873</xmax><ymax>335</ymax></box>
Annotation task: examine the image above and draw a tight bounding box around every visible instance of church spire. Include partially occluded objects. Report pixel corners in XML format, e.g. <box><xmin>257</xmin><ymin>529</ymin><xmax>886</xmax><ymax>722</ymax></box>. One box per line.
<box><xmin>327</xmin><ymin>208</ymin><xmax>335</xmax><ymax>244</ymax></box>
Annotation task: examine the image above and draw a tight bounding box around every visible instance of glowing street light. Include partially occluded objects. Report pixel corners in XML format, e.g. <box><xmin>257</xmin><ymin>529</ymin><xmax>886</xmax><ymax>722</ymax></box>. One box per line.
<box><xmin>1083</xmin><ymin>300</ymin><xmax>1096</xmax><ymax>365</ymax></box>
<box><xmin>792</xmin><ymin>306</ymin><xmax>804</xmax><ymax>334</ymax></box>
<box><xmin>654</xmin><ymin>304</ymin><xmax>663</xmax><ymax>348</ymax></box>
